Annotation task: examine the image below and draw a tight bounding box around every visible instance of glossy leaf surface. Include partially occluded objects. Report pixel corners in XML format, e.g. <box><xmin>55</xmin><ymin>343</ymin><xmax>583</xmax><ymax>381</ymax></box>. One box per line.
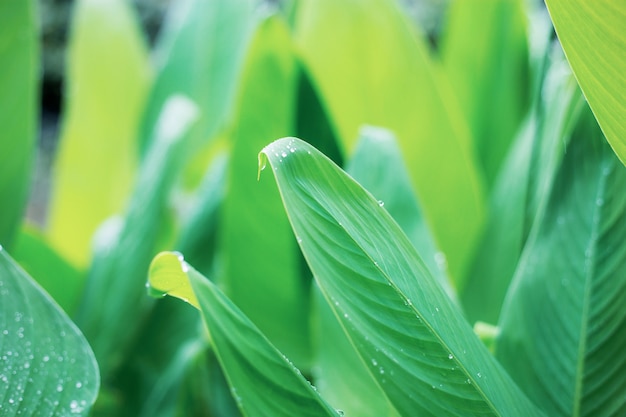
<box><xmin>0</xmin><ymin>249</ymin><xmax>99</xmax><ymax>416</ymax></box>
<box><xmin>259</xmin><ymin>137</ymin><xmax>544</xmax><ymax>416</ymax></box>
<box><xmin>148</xmin><ymin>252</ymin><xmax>340</xmax><ymax>417</ymax></box>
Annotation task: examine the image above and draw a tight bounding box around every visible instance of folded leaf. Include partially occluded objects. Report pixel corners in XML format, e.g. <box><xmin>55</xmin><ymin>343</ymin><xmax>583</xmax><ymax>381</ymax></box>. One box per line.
<box><xmin>0</xmin><ymin>248</ymin><xmax>99</xmax><ymax>415</ymax></box>
<box><xmin>148</xmin><ymin>252</ymin><xmax>341</xmax><ymax>417</ymax></box>
<box><xmin>259</xmin><ymin>137</ymin><xmax>544</xmax><ymax>416</ymax></box>
<box><xmin>496</xmin><ymin>107</ymin><xmax>626</xmax><ymax>416</ymax></box>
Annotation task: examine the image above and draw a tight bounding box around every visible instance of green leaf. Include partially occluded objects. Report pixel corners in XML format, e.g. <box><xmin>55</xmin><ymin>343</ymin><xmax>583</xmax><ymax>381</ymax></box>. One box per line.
<box><xmin>47</xmin><ymin>0</ymin><xmax>151</xmax><ymax>268</ymax></box>
<box><xmin>138</xmin><ymin>0</ymin><xmax>257</xmax><ymax>155</ymax></box>
<box><xmin>148</xmin><ymin>252</ymin><xmax>341</xmax><ymax>417</ymax></box>
<box><xmin>259</xmin><ymin>137</ymin><xmax>544</xmax><ymax>416</ymax></box>
<box><xmin>0</xmin><ymin>248</ymin><xmax>99</xmax><ymax>415</ymax></box>
<box><xmin>12</xmin><ymin>226</ymin><xmax>83</xmax><ymax>315</ymax></box>
<box><xmin>461</xmin><ymin>57</ymin><xmax>584</xmax><ymax>325</ymax></box>
<box><xmin>545</xmin><ymin>0</ymin><xmax>626</xmax><ymax>165</ymax></box>
<box><xmin>295</xmin><ymin>0</ymin><xmax>485</xmax><ymax>285</ymax></box>
<box><xmin>496</xmin><ymin>107</ymin><xmax>626</xmax><ymax>416</ymax></box>
<box><xmin>75</xmin><ymin>95</ymin><xmax>199</xmax><ymax>376</ymax></box>
<box><xmin>441</xmin><ymin>0</ymin><xmax>530</xmax><ymax>187</ymax></box>
<box><xmin>220</xmin><ymin>13</ymin><xmax>312</xmax><ymax>368</ymax></box>
<box><xmin>0</xmin><ymin>0</ymin><xmax>37</xmax><ymax>248</ymax></box>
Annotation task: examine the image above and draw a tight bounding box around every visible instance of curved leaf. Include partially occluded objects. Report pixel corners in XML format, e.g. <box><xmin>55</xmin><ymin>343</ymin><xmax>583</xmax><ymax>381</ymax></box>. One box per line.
<box><xmin>148</xmin><ymin>252</ymin><xmax>341</xmax><ymax>417</ymax></box>
<box><xmin>0</xmin><ymin>248</ymin><xmax>99</xmax><ymax>415</ymax></box>
<box><xmin>47</xmin><ymin>0</ymin><xmax>151</xmax><ymax>268</ymax></box>
<box><xmin>544</xmin><ymin>0</ymin><xmax>626</xmax><ymax>165</ymax></box>
<box><xmin>259</xmin><ymin>137</ymin><xmax>544</xmax><ymax>416</ymax></box>
<box><xmin>0</xmin><ymin>0</ymin><xmax>37</xmax><ymax>248</ymax></box>
<box><xmin>496</xmin><ymin>108</ymin><xmax>626</xmax><ymax>416</ymax></box>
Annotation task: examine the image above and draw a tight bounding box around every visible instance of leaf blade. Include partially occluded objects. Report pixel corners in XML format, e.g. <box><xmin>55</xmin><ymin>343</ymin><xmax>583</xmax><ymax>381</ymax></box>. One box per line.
<box><xmin>260</xmin><ymin>137</ymin><xmax>544</xmax><ymax>417</ymax></box>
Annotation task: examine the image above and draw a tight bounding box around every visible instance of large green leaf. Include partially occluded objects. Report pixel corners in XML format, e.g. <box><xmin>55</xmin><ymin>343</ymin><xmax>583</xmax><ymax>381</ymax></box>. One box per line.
<box><xmin>47</xmin><ymin>0</ymin><xmax>151</xmax><ymax>268</ymax></box>
<box><xmin>461</xmin><ymin>54</ymin><xmax>583</xmax><ymax>325</ymax></box>
<box><xmin>220</xmin><ymin>14</ymin><xmax>311</xmax><ymax>367</ymax></box>
<box><xmin>0</xmin><ymin>248</ymin><xmax>99</xmax><ymax>415</ymax></box>
<box><xmin>138</xmin><ymin>0</ymin><xmax>257</xmax><ymax>155</ymax></box>
<box><xmin>148</xmin><ymin>252</ymin><xmax>341</xmax><ymax>417</ymax></box>
<box><xmin>496</xmin><ymin>107</ymin><xmax>626</xmax><ymax>416</ymax></box>
<box><xmin>259</xmin><ymin>138</ymin><xmax>544</xmax><ymax>416</ymax></box>
<box><xmin>0</xmin><ymin>0</ymin><xmax>37</xmax><ymax>248</ymax></box>
<box><xmin>75</xmin><ymin>95</ymin><xmax>199</xmax><ymax>376</ymax></box>
<box><xmin>295</xmin><ymin>0</ymin><xmax>485</xmax><ymax>285</ymax></box>
<box><xmin>441</xmin><ymin>0</ymin><xmax>530</xmax><ymax>187</ymax></box>
<box><xmin>545</xmin><ymin>0</ymin><xmax>626</xmax><ymax>165</ymax></box>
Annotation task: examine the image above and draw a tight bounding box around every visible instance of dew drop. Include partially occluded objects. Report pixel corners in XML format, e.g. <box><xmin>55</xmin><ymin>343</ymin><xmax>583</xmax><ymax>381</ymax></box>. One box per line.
<box><xmin>378</xmin><ymin>200</ymin><xmax>385</xmax><ymax>207</ymax></box>
<box><xmin>281</xmin><ymin>151</ymin><xmax>288</xmax><ymax>158</ymax></box>
<box><xmin>42</xmin><ymin>355</ymin><xmax>50</xmax><ymax>362</ymax></box>
<box><xmin>448</xmin><ymin>353</ymin><xmax>454</xmax><ymax>360</ymax></box>
<box><xmin>477</xmin><ymin>372</ymin><xmax>482</xmax><ymax>378</ymax></box>
<box><xmin>56</xmin><ymin>384</ymin><xmax>63</xmax><ymax>392</ymax></box>
<box><xmin>371</xmin><ymin>358</ymin><xmax>378</xmax><ymax>366</ymax></box>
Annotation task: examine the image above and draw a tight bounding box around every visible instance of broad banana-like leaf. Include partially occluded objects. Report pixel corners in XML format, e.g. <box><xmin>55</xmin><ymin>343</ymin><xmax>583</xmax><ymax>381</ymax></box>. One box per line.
<box><xmin>441</xmin><ymin>0</ymin><xmax>530</xmax><ymax>188</ymax></box>
<box><xmin>47</xmin><ymin>0</ymin><xmax>151</xmax><ymax>268</ymax></box>
<box><xmin>138</xmin><ymin>0</ymin><xmax>257</xmax><ymax>155</ymax></box>
<box><xmin>295</xmin><ymin>0</ymin><xmax>484</xmax><ymax>285</ymax></box>
<box><xmin>220</xmin><ymin>14</ymin><xmax>311</xmax><ymax>367</ymax></box>
<box><xmin>0</xmin><ymin>0</ymin><xmax>37</xmax><ymax>248</ymax></box>
<box><xmin>545</xmin><ymin>0</ymin><xmax>626</xmax><ymax>165</ymax></box>
<box><xmin>259</xmin><ymin>137</ymin><xmax>544</xmax><ymax>416</ymax></box>
<box><xmin>148</xmin><ymin>252</ymin><xmax>341</xmax><ymax>417</ymax></box>
<box><xmin>496</xmin><ymin>107</ymin><xmax>626</xmax><ymax>416</ymax></box>
<box><xmin>0</xmin><ymin>248</ymin><xmax>99</xmax><ymax>415</ymax></box>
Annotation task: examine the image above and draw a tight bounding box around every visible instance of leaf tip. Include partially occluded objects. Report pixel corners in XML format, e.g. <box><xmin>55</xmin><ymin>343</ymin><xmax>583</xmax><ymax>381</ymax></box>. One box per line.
<box><xmin>147</xmin><ymin>251</ymin><xmax>199</xmax><ymax>309</ymax></box>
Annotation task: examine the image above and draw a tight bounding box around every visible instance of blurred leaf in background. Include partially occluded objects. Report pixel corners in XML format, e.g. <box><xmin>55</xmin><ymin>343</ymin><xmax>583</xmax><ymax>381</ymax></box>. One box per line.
<box><xmin>47</xmin><ymin>0</ymin><xmax>152</xmax><ymax>269</ymax></box>
<box><xmin>0</xmin><ymin>0</ymin><xmax>38</xmax><ymax>249</ymax></box>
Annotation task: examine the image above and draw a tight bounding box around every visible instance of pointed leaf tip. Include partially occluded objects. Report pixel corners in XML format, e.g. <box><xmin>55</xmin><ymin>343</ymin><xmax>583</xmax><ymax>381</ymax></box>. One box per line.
<box><xmin>148</xmin><ymin>251</ymin><xmax>199</xmax><ymax>309</ymax></box>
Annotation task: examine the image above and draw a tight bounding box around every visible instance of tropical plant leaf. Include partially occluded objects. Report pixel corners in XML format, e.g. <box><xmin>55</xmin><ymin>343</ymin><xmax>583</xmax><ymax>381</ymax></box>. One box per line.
<box><xmin>441</xmin><ymin>0</ymin><xmax>530</xmax><ymax>188</ymax></box>
<box><xmin>220</xmin><ymin>14</ymin><xmax>311</xmax><ymax>367</ymax></box>
<box><xmin>496</xmin><ymin>106</ymin><xmax>626</xmax><ymax>416</ymax></box>
<box><xmin>75</xmin><ymin>95</ymin><xmax>199</xmax><ymax>376</ymax></box>
<box><xmin>0</xmin><ymin>0</ymin><xmax>37</xmax><ymax>249</ymax></box>
<box><xmin>461</xmin><ymin>55</ymin><xmax>583</xmax><ymax>325</ymax></box>
<box><xmin>12</xmin><ymin>226</ymin><xmax>82</xmax><ymax>315</ymax></box>
<box><xmin>0</xmin><ymin>248</ymin><xmax>99</xmax><ymax>415</ymax></box>
<box><xmin>148</xmin><ymin>251</ymin><xmax>341</xmax><ymax>417</ymax></box>
<box><xmin>259</xmin><ymin>137</ymin><xmax>544</xmax><ymax>416</ymax></box>
<box><xmin>544</xmin><ymin>0</ymin><xmax>626</xmax><ymax>165</ymax></box>
<box><xmin>295</xmin><ymin>0</ymin><xmax>485</xmax><ymax>285</ymax></box>
<box><xmin>138</xmin><ymin>0</ymin><xmax>257</xmax><ymax>155</ymax></box>
<box><xmin>47</xmin><ymin>0</ymin><xmax>151</xmax><ymax>268</ymax></box>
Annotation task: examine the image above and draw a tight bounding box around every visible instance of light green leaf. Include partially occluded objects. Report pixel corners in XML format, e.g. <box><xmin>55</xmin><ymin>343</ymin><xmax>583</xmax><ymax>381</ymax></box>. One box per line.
<box><xmin>0</xmin><ymin>248</ymin><xmax>99</xmax><ymax>415</ymax></box>
<box><xmin>545</xmin><ymin>0</ymin><xmax>626</xmax><ymax>165</ymax></box>
<box><xmin>441</xmin><ymin>0</ymin><xmax>530</xmax><ymax>187</ymax></box>
<box><xmin>75</xmin><ymin>95</ymin><xmax>199</xmax><ymax>376</ymax></box>
<box><xmin>220</xmin><ymin>13</ymin><xmax>311</xmax><ymax>368</ymax></box>
<box><xmin>138</xmin><ymin>0</ymin><xmax>257</xmax><ymax>155</ymax></box>
<box><xmin>259</xmin><ymin>137</ymin><xmax>544</xmax><ymax>416</ymax></box>
<box><xmin>0</xmin><ymin>0</ymin><xmax>37</xmax><ymax>248</ymax></box>
<box><xmin>47</xmin><ymin>0</ymin><xmax>151</xmax><ymax>268</ymax></box>
<box><xmin>496</xmin><ymin>107</ymin><xmax>626</xmax><ymax>416</ymax></box>
<box><xmin>295</xmin><ymin>0</ymin><xmax>485</xmax><ymax>285</ymax></box>
<box><xmin>148</xmin><ymin>252</ymin><xmax>341</xmax><ymax>417</ymax></box>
